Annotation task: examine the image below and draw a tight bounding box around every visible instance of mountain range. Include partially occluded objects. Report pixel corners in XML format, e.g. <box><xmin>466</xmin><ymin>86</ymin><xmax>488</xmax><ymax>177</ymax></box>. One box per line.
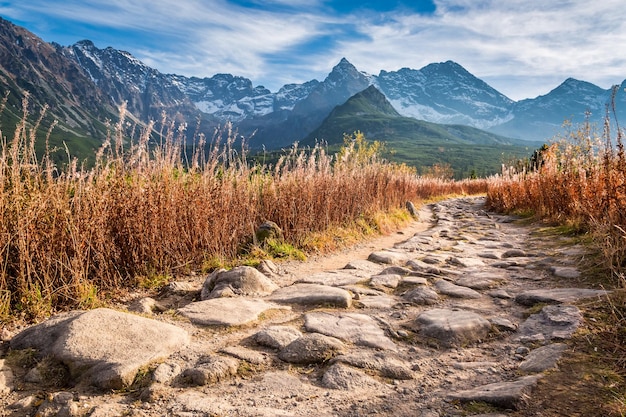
<box><xmin>0</xmin><ymin>16</ymin><xmax>624</xmax><ymax>175</ymax></box>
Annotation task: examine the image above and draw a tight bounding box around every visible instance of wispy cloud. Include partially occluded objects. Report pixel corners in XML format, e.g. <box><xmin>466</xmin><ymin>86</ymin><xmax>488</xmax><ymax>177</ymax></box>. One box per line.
<box><xmin>3</xmin><ymin>0</ymin><xmax>626</xmax><ymax>100</ymax></box>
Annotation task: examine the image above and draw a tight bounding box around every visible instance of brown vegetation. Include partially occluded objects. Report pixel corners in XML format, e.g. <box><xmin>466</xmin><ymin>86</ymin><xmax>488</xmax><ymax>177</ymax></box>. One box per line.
<box><xmin>0</xmin><ymin>103</ymin><xmax>488</xmax><ymax>320</ymax></box>
<box><xmin>486</xmin><ymin>101</ymin><xmax>626</xmax><ymax>412</ymax></box>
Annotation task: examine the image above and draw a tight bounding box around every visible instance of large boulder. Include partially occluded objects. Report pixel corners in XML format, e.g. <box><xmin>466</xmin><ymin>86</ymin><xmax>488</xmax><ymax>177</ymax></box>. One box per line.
<box><xmin>10</xmin><ymin>308</ymin><xmax>189</xmax><ymax>390</ymax></box>
<box><xmin>201</xmin><ymin>266</ymin><xmax>278</xmax><ymax>299</ymax></box>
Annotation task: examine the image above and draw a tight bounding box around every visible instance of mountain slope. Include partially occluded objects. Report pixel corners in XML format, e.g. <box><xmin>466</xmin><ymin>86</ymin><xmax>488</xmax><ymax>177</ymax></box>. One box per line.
<box><xmin>0</xmin><ymin>17</ymin><xmax>112</xmax><ymax>157</ymax></box>
<box><xmin>376</xmin><ymin>61</ymin><xmax>514</xmax><ymax>129</ymax></box>
<box><xmin>304</xmin><ymin>86</ymin><xmax>539</xmax><ymax>177</ymax></box>
<box><xmin>490</xmin><ymin>78</ymin><xmax>609</xmax><ymax>140</ymax></box>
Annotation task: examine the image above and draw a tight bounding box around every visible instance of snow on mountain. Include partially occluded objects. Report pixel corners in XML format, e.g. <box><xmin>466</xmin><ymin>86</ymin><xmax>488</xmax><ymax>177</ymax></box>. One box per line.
<box><xmin>375</xmin><ymin>62</ymin><xmax>514</xmax><ymax>129</ymax></box>
<box><xmin>61</xmin><ymin>35</ymin><xmax>619</xmax><ymax>143</ymax></box>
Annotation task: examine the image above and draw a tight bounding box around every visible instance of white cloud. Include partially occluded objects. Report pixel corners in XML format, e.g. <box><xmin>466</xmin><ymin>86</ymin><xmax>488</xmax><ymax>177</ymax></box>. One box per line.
<box><xmin>5</xmin><ymin>0</ymin><xmax>626</xmax><ymax>100</ymax></box>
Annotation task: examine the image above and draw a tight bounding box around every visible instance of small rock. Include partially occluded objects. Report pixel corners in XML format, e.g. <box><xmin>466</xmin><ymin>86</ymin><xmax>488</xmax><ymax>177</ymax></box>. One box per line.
<box><xmin>255</xmin><ymin>220</ymin><xmax>283</xmax><ymax>243</ymax></box>
<box><xmin>183</xmin><ymin>356</ymin><xmax>239</xmax><ymax>386</ymax></box>
<box><xmin>550</xmin><ymin>266</ymin><xmax>581</xmax><ymax>279</ymax></box>
<box><xmin>128</xmin><ymin>297</ymin><xmax>165</xmax><ymax>315</ymax></box>
<box><xmin>164</xmin><ymin>281</ymin><xmax>198</xmax><ymax>295</ymax></box>
<box><xmin>332</xmin><ymin>352</ymin><xmax>414</xmax><ymax>380</ymax></box>
<box><xmin>152</xmin><ymin>362</ymin><xmax>181</xmax><ymax>384</ymax></box>
<box><xmin>519</xmin><ymin>343</ymin><xmax>568</xmax><ymax>373</ymax></box>
<box><xmin>370</xmin><ymin>274</ymin><xmax>401</xmax><ymax>289</ymax></box>
<box><xmin>434</xmin><ymin>279</ymin><xmax>482</xmax><ymax>299</ymax></box>
<box><xmin>220</xmin><ymin>346</ymin><xmax>269</xmax><ymax>365</ymax></box>
<box><xmin>446</xmin><ymin>257</ymin><xmax>485</xmax><ymax>268</ymax></box>
<box><xmin>406</xmin><ymin>259</ymin><xmax>442</xmax><ymax>275</ymax></box>
<box><xmin>322</xmin><ymin>363</ymin><xmax>379</xmax><ymax>390</ymax></box>
<box><xmin>502</xmin><ymin>249</ymin><xmax>528</xmax><ymax>258</ymax></box>
<box><xmin>368</xmin><ymin>251</ymin><xmax>410</xmax><ymax>265</ymax></box>
<box><xmin>52</xmin><ymin>391</ymin><xmax>74</xmax><ymax>405</ymax></box>
<box><xmin>254</xmin><ymin>326</ymin><xmax>303</xmax><ymax>350</ymax></box>
<box><xmin>405</xmin><ymin>201</ymin><xmax>419</xmax><ymax>218</ymax></box>
<box><xmin>257</xmin><ymin>260</ymin><xmax>279</xmax><ymax>276</ymax></box>
<box><xmin>490</xmin><ymin>317</ymin><xmax>517</xmax><ymax>332</ymax></box>
<box><xmin>488</xmin><ymin>289</ymin><xmax>513</xmax><ymax>299</ymax></box>
<box><xmin>402</xmin><ymin>276</ymin><xmax>428</xmax><ymax>286</ymax></box>
<box><xmin>278</xmin><ymin>333</ymin><xmax>345</xmax><ymax>364</ymax></box>
<box><xmin>402</xmin><ymin>287</ymin><xmax>440</xmax><ymax>305</ymax></box>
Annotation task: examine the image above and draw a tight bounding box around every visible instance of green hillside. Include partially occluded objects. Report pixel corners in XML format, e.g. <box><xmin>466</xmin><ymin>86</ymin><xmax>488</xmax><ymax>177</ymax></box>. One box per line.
<box><xmin>303</xmin><ymin>86</ymin><xmax>541</xmax><ymax>178</ymax></box>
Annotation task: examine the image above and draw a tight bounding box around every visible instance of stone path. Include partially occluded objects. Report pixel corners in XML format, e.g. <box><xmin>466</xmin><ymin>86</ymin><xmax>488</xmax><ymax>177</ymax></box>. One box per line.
<box><xmin>0</xmin><ymin>196</ymin><xmax>612</xmax><ymax>417</ymax></box>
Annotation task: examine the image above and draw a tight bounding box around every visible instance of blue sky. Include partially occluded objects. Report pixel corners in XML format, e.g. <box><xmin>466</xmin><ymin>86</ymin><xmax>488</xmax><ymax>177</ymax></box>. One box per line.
<box><xmin>1</xmin><ymin>0</ymin><xmax>626</xmax><ymax>100</ymax></box>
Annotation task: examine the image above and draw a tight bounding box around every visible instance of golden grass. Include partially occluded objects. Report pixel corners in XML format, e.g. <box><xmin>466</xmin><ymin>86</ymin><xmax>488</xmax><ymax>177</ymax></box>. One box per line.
<box><xmin>486</xmin><ymin>109</ymin><xmax>626</xmax><ymax>284</ymax></box>
<box><xmin>0</xmin><ymin>103</ymin><xmax>488</xmax><ymax>320</ymax></box>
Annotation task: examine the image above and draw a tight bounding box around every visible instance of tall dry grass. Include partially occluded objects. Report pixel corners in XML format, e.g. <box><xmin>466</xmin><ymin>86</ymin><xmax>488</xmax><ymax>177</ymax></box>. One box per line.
<box><xmin>0</xmin><ymin>102</ymin><xmax>488</xmax><ymax>320</ymax></box>
<box><xmin>486</xmin><ymin>101</ymin><xmax>626</xmax><ymax>283</ymax></box>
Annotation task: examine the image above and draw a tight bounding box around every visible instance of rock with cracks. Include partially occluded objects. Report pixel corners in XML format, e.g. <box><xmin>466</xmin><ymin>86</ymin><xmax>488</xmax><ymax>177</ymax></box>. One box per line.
<box><xmin>9</xmin><ymin>308</ymin><xmax>189</xmax><ymax>390</ymax></box>
<box><xmin>268</xmin><ymin>283</ymin><xmax>352</xmax><ymax>308</ymax></box>
<box><xmin>178</xmin><ymin>298</ymin><xmax>289</xmax><ymax>327</ymax></box>
<box><xmin>414</xmin><ymin>308</ymin><xmax>491</xmax><ymax>347</ymax></box>
<box><xmin>278</xmin><ymin>333</ymin><xmax>345</xmax><ymax>364</ymax></box>
<box><xmin>201</xmin><ymin>266</ymin><xmax>278</xmax><ymax>299</ymax></box>
<box><xmin>304</xmin><ymin>312</ymin><xmax>397</xmax><ymax>351</ymax></box>
<box><xmin>448</xmin><ymin>375</ymin><xmax>542</xmax><ymax>410</ymax></box>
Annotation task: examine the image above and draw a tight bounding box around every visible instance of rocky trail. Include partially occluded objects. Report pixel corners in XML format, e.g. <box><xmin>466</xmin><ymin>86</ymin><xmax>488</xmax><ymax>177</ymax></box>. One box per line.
<box><xmin>0</xmin><ymin>196</ymin><xmax>613</xmax><ymax>417</ymax></box>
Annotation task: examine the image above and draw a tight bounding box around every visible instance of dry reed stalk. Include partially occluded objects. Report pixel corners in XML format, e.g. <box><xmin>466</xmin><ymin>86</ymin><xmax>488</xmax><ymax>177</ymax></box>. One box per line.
<box><xmin>0</xmin><ymin>104</ymin><xmax>489</xmax><ymax>320</ymax></box>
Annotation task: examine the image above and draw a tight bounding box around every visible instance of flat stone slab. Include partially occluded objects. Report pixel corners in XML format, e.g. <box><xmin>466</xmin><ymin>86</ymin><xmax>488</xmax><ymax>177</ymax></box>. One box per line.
<box><xmin>178</xmin><ymin>298</ymin><xmax>289</xmax><ymax>327</ymax></box>
<box><xmin>10</xmin><ymin>308</ymin><xmax>190</xmax><ymax>390</ymax></box>
<box><xmin>254</xmin><ymin>326</ymin><xmax>303</xmax><ymax>350</ymax></box>
<box><xmin>434</xmin><ymin>279</ymin><xmax>482</xmax><ymax>299</ymax></box>
<box><xmin>369</xmin><ymin>274</ymin><xmax>401</xmax><ymax>289</ymax></box>
<box><xmin>357</xmin><ymin>295</ymin><xmax>396</xmax><ymax>309</ymax></box>
<box><xmin>519</xmin><ymin>343</ymin><xmax>568</xmax><ymax>373</ymax></box>
<box><xmin>367</xmin><ymin>250</ymin><xmax>410</xmax><ymax>265</ymax></box>
<box><xmin>515</xmin><ymin>288</ymin><xmax>609</xmax><ymax>306</ymax></box>
<box><xmin>550</xmin><ymin>266</ymin><xmax>581</xmax><ymax>279</ymax></box>
<box><xmin>516</xmin><ymin>305</ymin><xmax>582</xmax><ymax>343</ymax></box>
<box><xmin>304</xmin><ymin>312</ymin><xmax>397</xmax><ymax>351</ymax></box>
<box><xmin>448</xmin><ymin>375</ymin><xmax>541</xmax><ymax>410</ymax></box>
<box><xmin>414</xmin><ymin>308</ymin><xmax>491</xmax><ymax>347</ymax></box>
<box><xmin>446</xmin><ymin>256</ymin><xmax>486</xmax><ymax>268</ymax></box>
<box><xmin>402</xmin><ymin>287</ymin><xmax>440</xmax><ymax>305</ymax></box>
<box><xmin>268</xmin><ymin>283</ymin><xmax>352</xmax><ymax>308</ymax></box>
<box><xmin>343</xmin><ymin>259</ymin><xmax>385</xmax><ymax>274</ymax></box>
<box><xmin>332</xmin><ymin>351</ymin><xmax>414</xmax><ymax>380</ymax></box>
<box><xmin>402</xmin><ymin>276</ymin><xmax>428</xmax><ymax>286</ymax></box>
<box><xmin>296</xmin><ymin>271</ymin><xmax>368</xmax><ymax>286</ymax></box>
<box><xmin>406</xmin><ymin>259</ymin><xmax>443</xmax><ymax>275</ymax></box>
<box><xmin>183</xmin><ymin>356</ymin><xmax>239</xmax><ymax>386</ymax></box>
<box><xmin>455</xmin><ymin>272</ymin><xmax>507</xmax><ymax>290</ymax></box>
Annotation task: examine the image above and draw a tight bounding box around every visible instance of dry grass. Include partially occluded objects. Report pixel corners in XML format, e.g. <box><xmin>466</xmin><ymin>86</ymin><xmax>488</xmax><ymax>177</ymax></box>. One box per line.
<box><xmin>486</xmin><ymin>107</ymin><xmax>626</xmax><ymax>284</ymax></box>
<box><xmin>486</xmin><ymin>96</ymin><xmax>626</xmax><ymax>413</ymax></box>
<box><xmin>0</xmin><ymin>102</ymin><xmax>488</xmax><ymax>321</ymax></box>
